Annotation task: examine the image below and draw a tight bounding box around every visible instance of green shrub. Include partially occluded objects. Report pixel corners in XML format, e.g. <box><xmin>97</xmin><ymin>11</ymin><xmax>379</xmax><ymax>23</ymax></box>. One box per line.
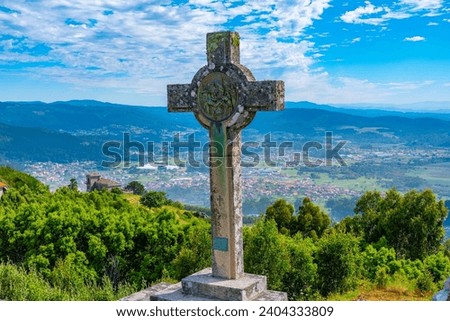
<box><xmin>315</xmin><ymin>232</ymin><xmax>361</xmax><ymax>296</ymax></box>
<box><xmin>282</xmin><ymin>235</ymin><xmax>318</xmax><ymax>300</ymax></box>
<box><xmin>423</xmin><ymin>252</ymin><xmax>450</xmax><ymax>284</ymax></box>
<box><xmin>140</xmin><ymin>191</ymin><xmax>169</xmax><ymax>208</ymax></box>
<box><xmin>361</xmin><ymin>245</ymin><xmax>397</xmax><ymax>281</ymax></box>
<box><xmin>244</xmin><ymin>219</ymin><xmax>290</xmax><ymax>290</ymax></box>
<box><xmin>416</xmin><ymin>271</ymin><xmax>436</xmax><ymax>293</ymax></box>
<box><xmin>375</xmin><ymin>267</ymin><xmax>389</xmax><ymax>288</ymax></box>
<box><xmin>172</xmin><ymin>222</ymin><xmax>211</xmax><ymax>279</ymax></box>
<box><xmin>0</xmin><ymin>262</ymin><xmax>136</xmax><ymax>301</ymax></box>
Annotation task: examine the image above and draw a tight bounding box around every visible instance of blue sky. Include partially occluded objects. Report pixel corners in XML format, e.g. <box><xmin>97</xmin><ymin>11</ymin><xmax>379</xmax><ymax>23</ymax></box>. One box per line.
<box><xmin>0</xmin><ymin>0</ymin><xmax>449</xmax><ymax>107</ymax></box>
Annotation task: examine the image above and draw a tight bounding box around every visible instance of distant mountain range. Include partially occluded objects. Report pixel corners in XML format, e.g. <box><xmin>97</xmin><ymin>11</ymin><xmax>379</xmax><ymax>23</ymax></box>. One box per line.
<box><xmin>329</xmin><ymin>101</ymin><xmax>450</xmax><ymax>113</ymax></box>
<box><xmin>0</xmin><ymin>100</ymin><xmax>449</xmax><ymax>163</ymax></box>
<box><xmin>287</xmin><ymin>101</ymin><xmax>450</xmax><ymax>120</ymax></box>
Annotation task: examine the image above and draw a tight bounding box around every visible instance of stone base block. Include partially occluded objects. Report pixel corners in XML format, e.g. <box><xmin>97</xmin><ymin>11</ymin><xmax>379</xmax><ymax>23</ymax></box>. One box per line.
<box><xmin>181</xmin><ymin>268</ymin><xmax>266</xmax><ymax>300</ymax></box>
<box><xmin>120</xmin><ymin>268</ymin><xmax>288</xmax><ymax>301</ymax></box>
<box><xmin>147</xmin><ymin>268</ymin><xmax>287</xmax><ymax>301</ymax></box>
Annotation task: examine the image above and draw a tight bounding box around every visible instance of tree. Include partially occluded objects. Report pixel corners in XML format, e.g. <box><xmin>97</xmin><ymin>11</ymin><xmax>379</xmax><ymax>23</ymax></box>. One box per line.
<box><xmin>315</xmin><ymin>232</ymin><xmax>361</xmax><ymax>296</ymax></box>
<box><xmin>443</xmin><ymin>239</ymin><xmax>450</xmax><ymax>258</ymax></box>
<box><xmin>111</xmin><ymin>187</ymin><xmax>123</xmax><ymax>195</ymax></box>
<box><xmin>334</xmin><ymin>215</ymin><xmax>364</xmax><ymax>237</ymax></box>
<box><xmin>354</xmin><ymin>190</ymin><xmax>385</xmax><ymax>244</ymax></box>
<box><xmin>172</xmin><ymin>221</ymin><xmax>211</xmax><ymax>279</ymax></box>
<box><xmin>393</xmin><ymin>189</ymin><xmax>447</xmax><ymax>260</ymax></box>
<box><xmin>265</xmin><ymin>199</ymin><xmax>294</xmax><ymax>234</ymax></box>
<box><xmin>282</xmin><ymin>235</ymin><xmax>318</xmax><ymax>300</ymax></box>
<box><xmin>326</xmin><ymin>196</ymin><xmax>359</xmax><ymax>221</ymax></box>
<box><xmin>244</xmin><ymin>219</ymin><xmax>290</xmax><ymax>290</ymax></box>
<box><xmin>0</xmin><ymin>179</ymin><xmax>212</xmax><ymax>293</ymax></box>
<box><xmin>356</xmin><ymin>189</ymin><xmax>448</xmax><ymax>260</ymax></box>
<box><xmin>140</xmin><ymin>191</ymin><xmax>169</xmax><ymax>208</ymax></box>
<box><xmin>295</xmin><ymin>197</ymin><xmax>331</xmax><ymax>239</ymax></box>
<box><xmin>125</xmin><ymin>181</ymin><xmax>145</xmax><ymax>196</ymax></box>
<box><xmin>68</xmin><ymin>178</ymin><xmax>78</xmax><ymax>191</ymax></box>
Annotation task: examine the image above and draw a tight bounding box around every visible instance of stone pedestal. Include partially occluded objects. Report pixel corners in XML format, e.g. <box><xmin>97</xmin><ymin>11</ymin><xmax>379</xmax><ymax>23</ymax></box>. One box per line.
<box><xmin>121</xmin><ymin>268</ymin><xmax>287</xmax><ymax>301</ymax></box>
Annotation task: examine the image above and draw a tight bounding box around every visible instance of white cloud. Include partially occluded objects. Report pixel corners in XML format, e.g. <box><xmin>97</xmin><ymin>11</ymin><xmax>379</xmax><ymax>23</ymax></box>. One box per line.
<box><xmin>399</xmin><ymin>0</ymin><xmax>443</xmax><ymax>12</ymax></box>
<box><xmin>270</xmin><ymin>0</ymin><xmax>332</xmax><ymax>37</ymax></box>
<box><xmin>0</xmin><ymin>0</ymin><xmax>447</xmax><ymax>106</ymax></box>
<box><xmin>386</xmin><ymin>80</ymin><xmax>434</xmax><ymax>90</ymax></box>
<box><xmin>284</xmin><ymin>73</ymin><xmax>442</xmax><ymax>105</ymax></box>
<box><xmin>282</xmin><ymin>71</ymin><xmax>394</xmax><ymax>105</ymax></box>
<box><xmin>340</xmin><ymin>0</ymin><xmax>446</xmax><ymax>26</ymax></box>
<box><xmin>404</xmin><ymin>36</ymin><xmax>426</xmax><ymax>41</ymax></box>
<box><xmin>399</xmin><ymin>0</ymin><xmax>444</xmax><ymax>17</ymax></box>
<box><xmin>341</xmin><ymin>1</ymin><xmax>386</xmax><ymax>25</ymax></box>
<box><xmin>382</xmin><ymin>9</ymin><xmax>412</xmax><ymax>20</ymax></box>
<box><xmin>340</xmin><ymin>1</ymin><xmax>411</xmax><ymax>25</ymax></box>
<box><xmin>427</xmin><ymin>22</ymin><xmax>439</xmax><ymax>25</ymax></box>
<box><xmin>0</xmin><ymin>0</ymin><xmax>333</xmax><ymax>103</ymax></box>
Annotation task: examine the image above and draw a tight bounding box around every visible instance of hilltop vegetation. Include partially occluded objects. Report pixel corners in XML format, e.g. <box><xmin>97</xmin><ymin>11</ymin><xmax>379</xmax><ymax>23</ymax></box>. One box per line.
<box><xmin>247</xmin><ymin>190</ymin><xmax>449</xmax><ymax>300</ymax></box>
<box><xmin>0</xmin><ymin>167</ymin><xmax>449</xmax><ymax>300</ymax></box>
<box><xmin>0</xmin><ymin>166</ymin><xmax>45</xmax><ymax>190</ymax></box>
<box><xmin>0</xmin><ymin>167</ymin><xmax>210</xmax><ymax>300</ymax></box>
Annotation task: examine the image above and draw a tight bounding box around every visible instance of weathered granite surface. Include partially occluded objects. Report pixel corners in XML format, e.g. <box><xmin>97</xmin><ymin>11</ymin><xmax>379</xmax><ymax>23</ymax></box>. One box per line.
<box><xmin>120</xmin><ymin>283</ymin><xmax>174</xmax><ymax>301</ymax></box>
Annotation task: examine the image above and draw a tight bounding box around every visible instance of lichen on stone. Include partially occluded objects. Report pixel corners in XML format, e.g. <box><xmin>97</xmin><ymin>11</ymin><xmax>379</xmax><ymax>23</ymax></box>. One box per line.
<box><xmin>231</xmin><ymin>33</ymin><xmax>240</xmax><ymax>48</ymax></box>
<box><xmin>207</xmin><ymin>32</ymin><xmax>228</xmax><ymax>54</ymax></box>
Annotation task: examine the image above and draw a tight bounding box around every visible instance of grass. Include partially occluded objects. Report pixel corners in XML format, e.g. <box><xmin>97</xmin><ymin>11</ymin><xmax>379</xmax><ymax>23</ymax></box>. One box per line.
<box><xmin>346</xmin><ymin>286</ymin><xmax>432</xmax><ymax>301</ymax></box>
<box><xmin>329</xmin><ymin>286</ymin><xmax>432</xmax><ymax>301</ymax></box>
<box><xmin>328</xmin><ymin>280</ymin><xmax>433</xmax><ymax>301</ymax></box>
<box><xmin>0</xmin><ymin>263</ymin><xmax>136</xmax><ymax>301</ymax></box>
<box><xmin>330</xmin><ymin>176</ymin><xmax>382</xmax><ymax>192</ymax></box>
<box><xmin>407</xmin><ymin>163</ymin><xmax>450</xmax><ymax>187</ymax></box>
<box><xmin>299</xmin><ymin>172</ymin><xmax>384</xmax><ymax>192</ymax></box>
<box><xmin>122</xmin><ymin>193</ymin><xmax>141</xmax><ymax>205</ymax></box>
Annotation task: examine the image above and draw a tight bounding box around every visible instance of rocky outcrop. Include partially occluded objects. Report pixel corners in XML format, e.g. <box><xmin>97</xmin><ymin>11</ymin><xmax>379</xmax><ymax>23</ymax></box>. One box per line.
<box><xmin>432</xmin><ymin>277</ymin><xmax>450</xmax><ymax>301</ymax></box>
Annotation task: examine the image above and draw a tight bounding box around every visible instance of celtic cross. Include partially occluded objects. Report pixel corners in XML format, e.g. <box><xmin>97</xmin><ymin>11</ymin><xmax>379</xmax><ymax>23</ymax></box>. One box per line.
<box><xmin>167</xmin><ymin>31</ymin><xmax>284</xmax><ymax>279</ymax></box>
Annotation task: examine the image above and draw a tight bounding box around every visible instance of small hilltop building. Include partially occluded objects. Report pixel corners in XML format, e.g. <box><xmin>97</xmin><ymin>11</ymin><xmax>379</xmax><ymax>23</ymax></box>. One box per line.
<box><xmin>85</xmin><ymin>173</ymin><xmax>121</xmax><ymax>192</ymax></box>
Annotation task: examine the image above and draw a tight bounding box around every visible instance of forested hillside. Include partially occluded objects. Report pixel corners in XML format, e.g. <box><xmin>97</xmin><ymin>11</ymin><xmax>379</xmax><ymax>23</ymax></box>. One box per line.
<box><xmin>0</xmin><ymin>166</ymin><xmax>449</xmax><ymax>300</ymax></box>
<box><xmin>0</xmin><ymin>167</ymin><xmax>210</xmax><ymax>300</ymax></box>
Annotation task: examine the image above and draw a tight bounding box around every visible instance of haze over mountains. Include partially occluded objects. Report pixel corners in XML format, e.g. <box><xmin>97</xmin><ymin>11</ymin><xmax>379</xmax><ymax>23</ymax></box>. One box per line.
<box><xmin>330</xmin><ymin>102</ymin><xmax>450</xmax><ymax>114</ymax></box>
<box><xmin>1</xmin><ymin>100</ymin><xmax>449</xmax><ymax>164</ymax></box>
<box><xmin>291</xmin><ymin>101</ymin><xmax>450</xmax><ymax>120</ymax></box>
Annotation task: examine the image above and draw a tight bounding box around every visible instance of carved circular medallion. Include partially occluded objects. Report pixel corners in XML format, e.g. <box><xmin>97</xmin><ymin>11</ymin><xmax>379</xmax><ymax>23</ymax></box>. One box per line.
<box><xmin>197</xmin><ymin>72</ymin><xmax>238</xmax><ymax>121</ymax></box>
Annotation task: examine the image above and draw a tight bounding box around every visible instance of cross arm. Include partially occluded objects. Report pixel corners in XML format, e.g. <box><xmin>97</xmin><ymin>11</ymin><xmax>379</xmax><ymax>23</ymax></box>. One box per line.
<box><xmin>167</xmin><ymin>84</ymin><xmax>195</xmax><ymax>112</ymax></box>
<box><xmin>243</xmin><ymin>80</ymin><xmax>285</xmax><ymax>112</ymax></box>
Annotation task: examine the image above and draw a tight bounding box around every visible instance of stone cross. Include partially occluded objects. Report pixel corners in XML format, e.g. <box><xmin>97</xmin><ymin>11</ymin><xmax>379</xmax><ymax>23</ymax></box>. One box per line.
<box><xmin>167</xmin><ymin>31</ymin><xmax>284</xmax><ymax>280</ymax></box>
